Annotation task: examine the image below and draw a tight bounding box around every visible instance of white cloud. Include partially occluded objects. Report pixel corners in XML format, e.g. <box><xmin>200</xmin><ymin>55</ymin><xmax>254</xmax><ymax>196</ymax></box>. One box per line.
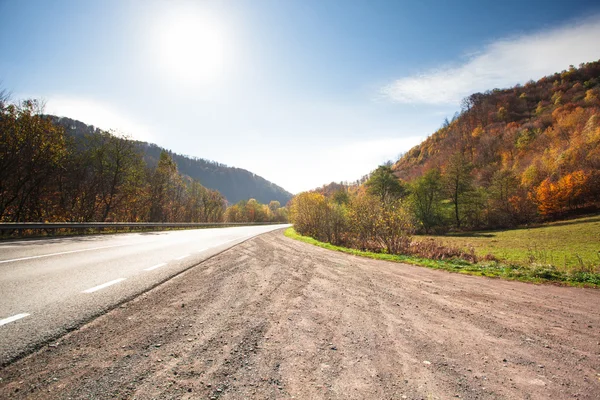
<box><xmin>382</xmin><ymin>16</ymin><xmax>600</xmax><ymax>105</ymax></box>
<box><xmin>44</xmin><ymin>96</ymin><xmax>156</xmax><ymax>142</ymax></box>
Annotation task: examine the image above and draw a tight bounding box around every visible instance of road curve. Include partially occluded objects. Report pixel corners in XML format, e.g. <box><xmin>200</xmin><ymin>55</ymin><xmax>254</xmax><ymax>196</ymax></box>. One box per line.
<box><xmin>0</xmin><ymin>225</ymin><xmax>288</xmax><ymax>364</ymax></box>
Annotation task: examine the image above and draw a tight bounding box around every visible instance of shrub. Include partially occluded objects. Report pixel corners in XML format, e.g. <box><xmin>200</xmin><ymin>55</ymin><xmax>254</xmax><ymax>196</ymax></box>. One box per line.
<box><xmin>373</xmin><ymin>199</ymin><xmax>415</xmax><ymax>254</ymax></box>
<box><xmin>290</xmin><ymin>191</ymin><xmax>416</xmax><ymax>255</ymax></box>
<box><xmin>289</xmin><ymin>192</ymin><xmax>329</xmax><ymax>241</ymax></box>
<box><xmin>408</xmin><ymin>239</ymin><xmax>480</xmax><ymax>263</ymax></box>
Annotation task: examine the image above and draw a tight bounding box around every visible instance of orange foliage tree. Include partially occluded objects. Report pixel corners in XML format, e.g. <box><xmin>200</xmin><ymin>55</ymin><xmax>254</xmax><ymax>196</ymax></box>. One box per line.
<box><xmin>534</xmin><ymin>170</ymin><xmax>591</xmax><ymax>216</ymax></box>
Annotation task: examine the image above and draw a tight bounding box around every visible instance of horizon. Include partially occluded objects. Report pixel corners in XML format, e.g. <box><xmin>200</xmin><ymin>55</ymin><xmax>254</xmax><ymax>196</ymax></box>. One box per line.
<box><xmin>2</xmin><ymin>0</ymin><xmax>600</xmax><ymax>194</ymax></box>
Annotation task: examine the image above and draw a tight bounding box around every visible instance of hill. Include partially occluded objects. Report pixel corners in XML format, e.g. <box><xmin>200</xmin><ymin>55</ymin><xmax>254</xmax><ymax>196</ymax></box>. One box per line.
<box><xmin>51</xmin><ymin>117</ymin><xmax>293</xmax><ymax>205</ymax></box>
<box><xmin>392</xmin><ymin>60</ymin><xmax>600</xmax><ymax>227</ymax></box>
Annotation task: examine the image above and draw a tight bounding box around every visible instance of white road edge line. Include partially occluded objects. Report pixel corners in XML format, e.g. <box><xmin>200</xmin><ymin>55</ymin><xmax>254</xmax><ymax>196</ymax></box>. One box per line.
<box><xmin>175</xmin><ymin>254</ymin><xmax>190</xmax><ymax>260</ymax></box>
<box><xmin>0</xmin><ymin>243</ymin><xmax>133</xmax><ymax>264</ymax></box>
<box><xmin>82</xmin><ymin>278</ymin><xmax>126</xmax><ymax>293</ymax></box>
<box><xmin>196</xmin><ymin>247</ymin><xmax>208</xmax><ymax>252</ymax></box>
<box><xmin>144</xmin><ymin>263</ymin><xmax>167</xmax><ymax>271</ymax></box>
<box><xmin>0</xmin><ymin>313</ymin><xmax>30</xmax><ymax>327</ymax></box>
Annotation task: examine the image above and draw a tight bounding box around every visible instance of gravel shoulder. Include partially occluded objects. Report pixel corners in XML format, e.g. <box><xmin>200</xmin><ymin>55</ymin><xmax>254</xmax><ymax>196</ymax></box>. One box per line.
<box><xmin>1</xmin><ymin>230</ymin><xmax>599</xmax><ymax>399</ymax></box>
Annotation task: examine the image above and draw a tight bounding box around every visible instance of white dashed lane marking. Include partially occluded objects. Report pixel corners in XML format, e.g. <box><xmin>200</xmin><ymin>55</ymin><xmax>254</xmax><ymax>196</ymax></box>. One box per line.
<box><xmin>144</xmin><ymin>263</ymin><xmax>167</xmax><ymax>271</ymax></box>
<box><xmin>82</xmin><ymin>278</ymin><xmax>126</xmax><ymax>293</ymax></box>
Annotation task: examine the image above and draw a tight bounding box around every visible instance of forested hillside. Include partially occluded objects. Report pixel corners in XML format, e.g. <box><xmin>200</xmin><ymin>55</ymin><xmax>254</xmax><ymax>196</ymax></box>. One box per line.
<box><xmin>52</xmin><ymin>117</ymin><xmax>293</xmax><ymax>205</ymax></box>
<box><xmin>288</xmin><ymin>60</ymin><xmax>600</xmax><ymax>265</ymax></box>
<box><xmin>393</xmin><ymin>60</ymin><xmax>600</xmax><ymax>229</ymax></box>
<box><xmin>141</xmin><ymin>143</ymin><xmax>292</xmax><ymax>206</ymax></box>
<box><xmin>1</xmin><ymin>99</ymin><xmax>226</xmax><ymax>223</ymax></box>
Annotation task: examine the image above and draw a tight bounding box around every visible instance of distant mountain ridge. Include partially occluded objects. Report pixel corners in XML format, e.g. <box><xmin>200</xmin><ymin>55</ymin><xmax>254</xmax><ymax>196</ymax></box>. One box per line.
<box><xmin>50</xmin><ymin>116</ymin><xmax>293</xmax><ymax>205</ymax></box>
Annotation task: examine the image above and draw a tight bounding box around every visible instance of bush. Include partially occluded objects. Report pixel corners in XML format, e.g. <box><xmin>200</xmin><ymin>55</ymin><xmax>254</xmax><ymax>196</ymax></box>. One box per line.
<box><xmin>408</xmin><ymin>239</ymin><xmax>479</xmax><ymax>262</ymax></box>
<box><xmin>289</xmin><ymin>192</ymin><xmax>329</xmax><ymax>241</ymax></box>
<box><xmin>373</xmin><ymin>199</ymin><xmax>415</xmax><ymax>254</ymax></box>
<box><xmin>290</xmin><ymin>191</ymin><xmax>416</xmax><ymax>255</ymax></box>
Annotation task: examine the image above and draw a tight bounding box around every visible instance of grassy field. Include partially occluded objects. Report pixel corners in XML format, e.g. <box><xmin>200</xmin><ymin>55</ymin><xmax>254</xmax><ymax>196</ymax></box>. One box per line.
<box><xmin>285</xmin><ymin>222</ymin><xmax>600</xmax><ymax>287</ymax></box>
<box><xmin>419</xmin><ymin>215</ymin><xmax>600</xmax><ymax>270</ymax></box>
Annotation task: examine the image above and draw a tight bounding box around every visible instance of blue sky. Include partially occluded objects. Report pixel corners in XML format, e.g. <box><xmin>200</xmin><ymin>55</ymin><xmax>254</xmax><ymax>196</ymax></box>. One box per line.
<box><xmin>2</xmin><ymin>0</ymin><xmax>600</xmax><ymax>193</ymax></box>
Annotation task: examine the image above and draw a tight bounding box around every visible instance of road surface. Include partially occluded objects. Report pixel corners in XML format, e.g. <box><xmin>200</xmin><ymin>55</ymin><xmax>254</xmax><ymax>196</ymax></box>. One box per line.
<box><xmin>0</xmin><ymin>225</ymin><xmax>288</xmax><ymax>365</ymax></box>
<box><xmin>1</xmin><ymin>230</ymin><xmax>599</xmax><ymax>399</ymax></box>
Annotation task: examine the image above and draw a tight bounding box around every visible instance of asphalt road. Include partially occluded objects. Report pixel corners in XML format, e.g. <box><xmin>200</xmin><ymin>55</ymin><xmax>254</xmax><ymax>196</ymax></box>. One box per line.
<box><xmin>0</xmin><ymin>225</ymin><xmax>288</xmax><ymax>365</ymax></box>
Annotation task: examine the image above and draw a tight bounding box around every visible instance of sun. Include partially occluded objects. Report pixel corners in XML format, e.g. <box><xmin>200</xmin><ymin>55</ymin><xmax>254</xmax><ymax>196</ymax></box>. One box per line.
<box><xmin>156</xmin><ymin>10</ymin><xmax>229</xmax><ymax>86</ymax></box>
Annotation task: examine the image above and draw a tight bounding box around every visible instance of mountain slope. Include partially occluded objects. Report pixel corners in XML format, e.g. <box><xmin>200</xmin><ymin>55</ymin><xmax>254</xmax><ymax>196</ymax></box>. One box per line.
<box><xmin>392</xmin><ymin>60</ymin><xmax>600</xmax><ymax>221</ymax></box>
<box><xmin>51</xmin><ymin>116</ymin><xmax>293</xmax><ymax>205</ymax></box>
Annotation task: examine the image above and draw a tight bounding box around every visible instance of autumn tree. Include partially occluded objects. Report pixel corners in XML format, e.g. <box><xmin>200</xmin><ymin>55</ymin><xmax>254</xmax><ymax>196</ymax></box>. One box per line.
<box><xmin>373</xmin><ymin>199</ymin><xmax>415</xmax><ymax>254</ymax></box>
<box><xmin>224</xmin><ymin>203</ymin><xmax>242</xmax><ymax>222</ymax></box>
<box><xmin>409</xmin><ymin>168</ymin><xmax>445</xmax><ymax>233</ymax></box>
<box><xmin>347</xmin><ymin>193</ymin><xmax>379</xmax><ymax>251</ymax></box>
<box><xmin>461</xmin><ymin>186</ymin><xmax>487</xmax><ymax>228</ymax></box>
<box><xmin>332</xmin><ymin>189</ymin><xmax>350</xmax><ymax>205</ymax></box>
<box><xmin>365</xmin><ymin>165</ymin><xmax>406</xmax><ymax>204</ymax></box>
<box><xmin>72</xmin><ymin>131</ymin><xmax>146</xmax><ymax>221</ymax></box>
<box><xmin>443</xmin><ymin>152</ymin><xmax>473</xmax><ymax>228</ymax></box>
<box><xmin>487</xmin><ymin>169</ymin><xmax>521</xmax><ymax>227</ymax></box>
<box><xmin>289</xmin><ymin>192</ymin><xmax>329</xmax><ymax>240</ymax></box>
<box><xmin>290</xmin><ymin>190</ymin><xmax>415</xmax><ymax>253</ymax></box>
<box><xmin>268</xmin><ymin>200</ymin><xmax>281</xmax><ymax>214</ymax></box>
<box><xmin>199</xmin><ymin>188</ymin><xmax>226</xmax><ymax>222</ymax></box>
<box><xmin>244</xmin><ymin>198</ymin><xmax>266</xmax><ymax>222</ymax></box>
<box><xmin>225</xmin><ymin>198</ymin><xmax>286</xmax><ymax>223</ymax></box>
<box><xmin>534</xmin><ymin>170</ymin><xmax>591</xmax><ymax>217</ymax></box>
<box><xmin>0</xmin><ymin>99</ymin><xmax>68</xmax><ymax>222</ymax></box>
<box><xmin>149</xmin><ymin>151</ymin><xmax>186</xmax><ymax>222</ymax></box>
<box><xmin>272</xmin><ymin>206</ymin><xmax>289</xmax><ymax>223</ymax></box>
<box><xmin>185</xmin><ymin>181</ymin><xmax>225</xmax><ymax>222</ymax></box>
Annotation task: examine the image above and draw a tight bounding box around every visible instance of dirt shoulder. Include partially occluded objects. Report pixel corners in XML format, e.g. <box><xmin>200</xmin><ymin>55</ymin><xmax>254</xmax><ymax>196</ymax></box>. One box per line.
<box><xmin>1</xmin><ymin>230</ymin><xmax>599</xmax><ymax>399</ymax></box>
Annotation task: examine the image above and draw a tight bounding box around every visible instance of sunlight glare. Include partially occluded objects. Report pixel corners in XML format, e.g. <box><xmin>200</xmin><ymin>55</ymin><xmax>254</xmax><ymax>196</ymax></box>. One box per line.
<box><xmin>156</xmin><ymin>9</ymin><xmax>229</xmax><ymax>86</ymax></box>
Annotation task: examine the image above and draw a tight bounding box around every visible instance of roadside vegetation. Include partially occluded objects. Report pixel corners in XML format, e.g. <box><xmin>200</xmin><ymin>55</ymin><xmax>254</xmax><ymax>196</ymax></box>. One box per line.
<box><xmin>288</xmin><ymin>166</ymin><xmax>600</xmax><ymax>284</ymax></box>
<box><xmin>0</xmin><ymin>92</ymin><xmax>288</xmax><ymax>232</ymax></box>
<box><xmin>287</xmin><ymin>62</ymin><xmax>600</xmax><ymax>287</ymax></box>
<box><xmin>56</xmin><ymin>116</ymin><xmax>293</xmax><ymax>206</ymax></box>
<box><xmin>285</xmin><ymin>227</ymin><xmax>600</xmax><ymax>287</ymax></box>
<box><xmin>224</xmin><ymin>199</ymin><xmax>288</xmax><ymax>223</ymax></box>
<box><xmin>1</xmin><ymin>96</ymin><xmax>225</xmax><ymax>224</ymax></box>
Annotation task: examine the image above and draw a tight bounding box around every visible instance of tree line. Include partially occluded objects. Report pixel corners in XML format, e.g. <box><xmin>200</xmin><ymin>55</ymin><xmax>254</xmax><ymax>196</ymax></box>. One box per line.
<box><xmin>1</xmin><ymin>97</ymin><xmax>227</xmax><ymax>223</ymax></box>
<box><xmin>290</xmin><ymin>165</ymin><xmax>485</xmax><ymax>261</ymax></box>
<box><xmin>224</xmin><ymin>199</ymin><xmax>288</xmax><ymax>223</ymax></box>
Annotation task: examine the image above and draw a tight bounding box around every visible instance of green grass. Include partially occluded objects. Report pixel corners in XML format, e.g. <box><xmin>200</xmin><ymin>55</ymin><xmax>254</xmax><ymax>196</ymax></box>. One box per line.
<box><xmin>284</xmin><ymin>226</ymin><xmax>600</xmax><ymax>287</ymax></box>
<box><xmin>419</xmin><ymin>215</ymin><xmax>600</xmax><ymax>270</ymax></box>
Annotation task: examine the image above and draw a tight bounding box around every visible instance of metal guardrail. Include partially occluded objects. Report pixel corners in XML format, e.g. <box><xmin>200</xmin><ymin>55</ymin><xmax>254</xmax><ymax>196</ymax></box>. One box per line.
<box><xmin>0</xmin><ymin>222</ymin><xmax>283</xmax><ymax>231</ymax></box>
